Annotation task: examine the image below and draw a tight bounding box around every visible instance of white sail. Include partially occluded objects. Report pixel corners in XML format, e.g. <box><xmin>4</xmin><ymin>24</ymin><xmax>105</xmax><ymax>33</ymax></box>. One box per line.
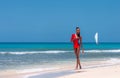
<box><xmin>95</xmin><ymin>32</ymin><xmax>98</xmax><ymax>44</ymax></box>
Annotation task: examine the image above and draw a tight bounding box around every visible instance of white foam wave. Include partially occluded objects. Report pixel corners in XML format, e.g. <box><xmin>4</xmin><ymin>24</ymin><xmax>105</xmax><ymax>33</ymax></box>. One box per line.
<box><xmin>85</xmin><ymin>49</ymin><xmax>120</xmax><ymax>53</ymax></box>
<box><xmin>0</xmin><ymin>49</ymin><xmax>120</xmax><ymax>55</ymax></box>
<box><xmin>17</xmin><ymin>67</ymin><xmax>58</xmax><ymax>74</ymax></box>
<box><xmin>0</xmin><ymin>50</ymin><xmax>70</xmax><ymax>55</ymax></box>
<box><xmin>106</xmin><ymin>58</ymin><xmax>120</xmax><ymax>64</ymax></box>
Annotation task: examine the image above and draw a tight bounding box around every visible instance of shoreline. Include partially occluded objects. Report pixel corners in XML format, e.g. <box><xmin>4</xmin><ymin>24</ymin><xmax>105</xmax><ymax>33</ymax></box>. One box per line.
<box><xmin>1</xmin><ymin>63</ymin><xmax>120</xmax><ymax>78</ymax></box>
<box><xmin>29</xmin><ymin>64</ymin><xmax>120</xmax><ymax>78</ymax></box>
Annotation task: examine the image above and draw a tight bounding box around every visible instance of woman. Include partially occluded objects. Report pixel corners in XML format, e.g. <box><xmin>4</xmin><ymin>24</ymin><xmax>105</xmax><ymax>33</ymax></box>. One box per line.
<box><xmin>71</xmin><ymin>27</ymin><xmax>84</xmax><ymax>70</ymax></box>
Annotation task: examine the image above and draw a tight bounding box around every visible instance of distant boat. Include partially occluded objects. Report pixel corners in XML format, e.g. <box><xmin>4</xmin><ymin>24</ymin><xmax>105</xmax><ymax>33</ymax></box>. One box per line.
<box><xmin>95</xmin><ymin>32</ymin><xmax>98</xmax><ymax>44</ymax></box>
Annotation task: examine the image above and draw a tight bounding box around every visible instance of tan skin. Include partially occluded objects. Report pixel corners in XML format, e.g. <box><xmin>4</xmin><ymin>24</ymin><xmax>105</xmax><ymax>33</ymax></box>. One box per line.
<box><xmin>72</xmin><ymin>29</ymin><xmax>84</xmax><ymax>69</ymax></box>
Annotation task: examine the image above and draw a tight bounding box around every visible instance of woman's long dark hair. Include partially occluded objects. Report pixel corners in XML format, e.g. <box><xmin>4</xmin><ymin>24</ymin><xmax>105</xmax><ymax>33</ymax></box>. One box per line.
<box><xmin>76</xmin><ymin>27</ymin><xmax>80</xmax><ymax>37</ymax></box>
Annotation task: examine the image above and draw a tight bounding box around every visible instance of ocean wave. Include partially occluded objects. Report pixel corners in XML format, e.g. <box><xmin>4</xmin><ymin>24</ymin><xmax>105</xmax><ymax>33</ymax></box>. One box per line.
<box><xmin>17</xmin><ymin>67</ymin><xmax>58</xmax><ymax>74</ymax></box>
<box><xmin>0</xmin><ymin>49</ymin><xmax>120</xmax><ymax>55</ymax></box>
<box><xmin>0</xmin><ymin>50</ymin><xmax>71</xmax><ymax>55</ymax></box>
<box><xmin>84</xmin><ymin>58</ymin><xmax>120</xmax><ymax>69</ymax></box>
<box><xmin>85</xmin><ymin>49</ymin><xmax>120</xmax><ymax>53</ymax></box>
<box><xmin>106</xmin><ymin>58</ymin><xmax>120</xmax><ymax>64</ymax></box>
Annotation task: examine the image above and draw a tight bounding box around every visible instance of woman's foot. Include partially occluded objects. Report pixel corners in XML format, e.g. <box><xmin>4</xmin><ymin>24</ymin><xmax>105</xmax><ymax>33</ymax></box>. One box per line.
<box><xmin>79</xmin><ymin>65</ymin><xmax>82</xmax><ymax>69</ymax></box>
<box><xmin>75</xmin><ymin>66</ymin><xmax>78</xmax><ymax>70</ymax></box>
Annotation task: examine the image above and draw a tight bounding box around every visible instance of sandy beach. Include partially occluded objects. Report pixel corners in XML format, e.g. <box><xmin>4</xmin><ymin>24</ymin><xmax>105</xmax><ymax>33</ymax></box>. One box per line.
<box><xmin>1</xmin><ymin>64</ymin><xmax>120</xmax><ymax>78</ymax></box>
<box><xmin>58</xmin><ymin>64</ymin><xmax>120</xmax><ymax>78</ymax></box>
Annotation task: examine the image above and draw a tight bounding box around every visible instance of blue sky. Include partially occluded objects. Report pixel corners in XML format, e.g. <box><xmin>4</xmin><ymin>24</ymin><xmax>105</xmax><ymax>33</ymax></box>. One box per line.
<box><xmin>0</xmin><ymin>0</ymin><xmax>120</xmax><ymax>42</ymax></box>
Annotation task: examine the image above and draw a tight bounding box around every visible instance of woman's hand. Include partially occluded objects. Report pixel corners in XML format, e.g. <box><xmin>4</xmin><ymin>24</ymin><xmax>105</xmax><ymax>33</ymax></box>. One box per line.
<box><xmin>73</xmin><ymin>37</ymin><xmax>79</xmax><ymax>41</ymax></box>
<box><xmin>76</xmin><ymin>37</ymin><xmax>80</xmax><ymax>39</ymax></box>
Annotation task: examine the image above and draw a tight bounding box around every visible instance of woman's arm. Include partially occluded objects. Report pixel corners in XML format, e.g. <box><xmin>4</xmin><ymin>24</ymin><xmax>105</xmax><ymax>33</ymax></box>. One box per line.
<box><xmin>80</xmin><ymin>36</ymin><xmax>83</xmax><ymax>47</ymax></box>
<box><xmin>71</xmin><ymin>34</ymin><xmax>79</xmax><ymax>42</ymax></box>
<box><xmin>80</xmin><ymin>36</ymin><xmax>84</xmax><ymax>54</ymax></box>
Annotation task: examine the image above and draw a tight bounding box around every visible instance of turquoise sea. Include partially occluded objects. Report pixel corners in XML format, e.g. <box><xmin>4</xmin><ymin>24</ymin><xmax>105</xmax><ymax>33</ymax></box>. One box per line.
<box><xmin>0</xmin><ymin>42</ymin><xmax>120</xmax><ymax>72</ymax></box>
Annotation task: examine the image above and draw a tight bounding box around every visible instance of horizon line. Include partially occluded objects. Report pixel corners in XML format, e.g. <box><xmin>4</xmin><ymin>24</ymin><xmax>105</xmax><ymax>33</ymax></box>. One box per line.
<box><xmin>0</xmin><ymin>42</ymin><xmax>120</xmax><ymax>43</ymax></box>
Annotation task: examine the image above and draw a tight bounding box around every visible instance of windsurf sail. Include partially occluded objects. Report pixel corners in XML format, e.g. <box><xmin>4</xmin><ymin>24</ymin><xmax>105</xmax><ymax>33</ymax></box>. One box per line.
<box><xmin>95</xmin><ymin>32</ymin><xmax>98</xmax><ymax>44</ymax></box>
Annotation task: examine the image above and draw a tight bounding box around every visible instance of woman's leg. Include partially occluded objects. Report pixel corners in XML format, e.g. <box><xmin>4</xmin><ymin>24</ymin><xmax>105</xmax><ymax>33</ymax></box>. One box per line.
<box><xmin>74</xmin><ymin>48</ymin><xmax>78</xmax><ymax>69</ymax></box>
<box><xmin>76</xmin><ymin>47</ymin><xmax>82</xmax><ymax>69</ymax></box>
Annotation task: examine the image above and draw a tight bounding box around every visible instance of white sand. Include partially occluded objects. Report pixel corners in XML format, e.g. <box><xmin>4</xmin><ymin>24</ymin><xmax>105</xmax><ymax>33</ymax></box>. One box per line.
<box><xmin>58</xmin><ymin>65</ymin><xmax>120</xmax><ymax>78</ymax></box>
<box><xmin>1</xmin><ymin>64</ymin><xmax>120</xmax><ymax>78</ymax></box>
